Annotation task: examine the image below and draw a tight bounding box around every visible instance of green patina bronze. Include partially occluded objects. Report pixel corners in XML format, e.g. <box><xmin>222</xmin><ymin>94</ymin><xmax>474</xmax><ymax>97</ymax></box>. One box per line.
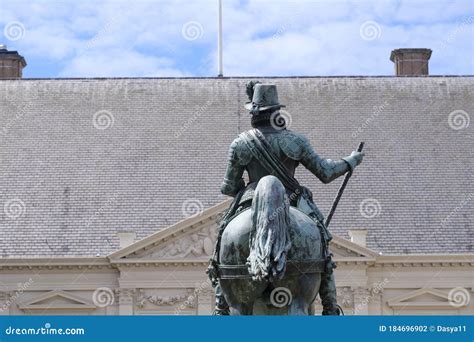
<box><xmin>208</xmin><ymin>82</ymin><xmax>364</xmax><ymax>315</ymax></box>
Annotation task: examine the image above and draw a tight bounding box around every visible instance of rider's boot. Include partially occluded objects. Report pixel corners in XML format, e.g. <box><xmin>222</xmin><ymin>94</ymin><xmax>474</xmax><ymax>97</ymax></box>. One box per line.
<box><xmin>213</xmin><ymin>282</ymin><xmax>230</xmax><ymax>315</ymax></box>
<box><xmin>319</xmin><ymin>272</ymin><xmax>341</xmax><ymax>315</ymax></box>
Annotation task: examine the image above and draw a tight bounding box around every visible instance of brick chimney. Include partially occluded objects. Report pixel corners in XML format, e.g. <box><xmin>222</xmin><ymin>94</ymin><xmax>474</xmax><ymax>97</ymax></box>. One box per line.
<box><xmin>390</xmin><ymin>48</ymin><xmax>432</xmax><ymax>76</ymax></box>
<box><xmin>0</xmin><ymin>45</ymin><xmax>27</xmax><ymax>79</ymax></box>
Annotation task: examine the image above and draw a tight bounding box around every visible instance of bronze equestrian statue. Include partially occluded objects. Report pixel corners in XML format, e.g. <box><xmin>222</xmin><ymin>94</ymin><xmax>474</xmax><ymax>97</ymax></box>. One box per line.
<box><xmin>208</xmin><ymin>82</ymin><xmax>364</xmax><ymax>315</ymax></box>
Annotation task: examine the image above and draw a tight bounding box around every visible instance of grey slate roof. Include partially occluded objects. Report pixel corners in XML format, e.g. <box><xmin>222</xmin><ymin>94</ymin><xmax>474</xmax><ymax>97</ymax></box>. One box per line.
<box><xmin>0</xmin><ymin>77</ymin><xmax>473</xmax><ymax>257</ymax></box>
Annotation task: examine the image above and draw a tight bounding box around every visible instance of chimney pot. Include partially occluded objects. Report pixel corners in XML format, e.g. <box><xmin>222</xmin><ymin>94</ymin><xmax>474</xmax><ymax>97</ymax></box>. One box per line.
<box><xmin>117</xmin><ymin>231</ymin><xmax>136</xmax><ymax>249</ymax></box>
<box><xmin>348</xmin><ymin>229</ymin><xmax>368</xmax><ymax>247</ymax></box>
<box><xmin>0</xmin><ymin>45</ymin><xmax>27</xmax><ymax>79</ymax></box>
<box><xmin>390</xmin><ymin>48</ymin><xmax>432</xmax><ymax>76</ymax></box>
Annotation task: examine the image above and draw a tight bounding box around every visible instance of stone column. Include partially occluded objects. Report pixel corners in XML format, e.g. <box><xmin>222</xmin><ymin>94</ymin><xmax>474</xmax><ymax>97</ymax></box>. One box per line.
<box><xmin>197</xmin><ymin>287</ymin><xmax>214</xmax><ymax>315</ymax></box>
<box><xmin>337</xmin><ymin>287</ymin><xmax>354</xmax><ymax>314</ymax></box>
<box><xmin>352</xmin><ymin>287</ymin><xmax>370</xmax><ymax>315</ymax></box>
<box><xmin>116</xmin><ymin>289</ymin><xmax>135</xmax><ymax>315</ymax></box>
<box><xmin>0</xmin><ymin>292</ymin><xmax>10</xmax><ymax>315</ymax></box>
<box><xmin>371</xmin><ymin>291</ymin><xmax>382</xmax><ymax>315</ymax></box>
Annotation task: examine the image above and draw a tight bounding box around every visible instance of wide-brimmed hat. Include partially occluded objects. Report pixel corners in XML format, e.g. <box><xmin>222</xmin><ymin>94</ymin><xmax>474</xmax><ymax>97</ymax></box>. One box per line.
<box><xmin>244</xmin><ymin>83</ymin><xmax>285</xmax><ymax>114</ymax></box>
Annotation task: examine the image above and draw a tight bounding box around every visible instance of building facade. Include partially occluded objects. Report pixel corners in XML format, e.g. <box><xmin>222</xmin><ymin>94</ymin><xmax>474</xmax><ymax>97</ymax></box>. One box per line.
<box><xmin>1</xmin><ymin>201</ymin><xmax>473</xmax><ymax>316</ymax></box>
<box><xmin>0</xmin><ymin>48</ymin><xmax>473</xmax><ymax>315</ymax></box>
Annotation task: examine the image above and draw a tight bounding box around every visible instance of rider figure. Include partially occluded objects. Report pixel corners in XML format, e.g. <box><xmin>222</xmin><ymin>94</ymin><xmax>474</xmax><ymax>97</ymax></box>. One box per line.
<box><xmin>212</xmin><ymin>82</ymin><xmax>364</xmax><ymax>315</ymax></box>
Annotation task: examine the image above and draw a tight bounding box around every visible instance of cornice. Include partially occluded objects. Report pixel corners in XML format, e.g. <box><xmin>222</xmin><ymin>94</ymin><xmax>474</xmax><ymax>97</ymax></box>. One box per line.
<box><xmin>0</xmin><ymin>257</ymin><xmax>112</xmax><ymax>270</ymax></box>
<box><xmin>374</xmin><ymin>254</ymin><xmax>474</xmax><ymax>267</ymax></box>
<box><xmin>1</xmin><ymin>254</ymin><xmax>472</xmax><ymax>270</ymax></box>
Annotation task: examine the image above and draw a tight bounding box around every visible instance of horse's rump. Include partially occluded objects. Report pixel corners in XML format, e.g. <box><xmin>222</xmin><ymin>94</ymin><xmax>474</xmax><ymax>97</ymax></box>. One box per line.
<box><xmin>218</xmin><ymin>175</ymin><xmax>324</xmax><ymax>315</ymax></box>
<box><xmin>219</xmin><ymin>206</ymin><xmax>323</xmax><ymax>268</ymax></box>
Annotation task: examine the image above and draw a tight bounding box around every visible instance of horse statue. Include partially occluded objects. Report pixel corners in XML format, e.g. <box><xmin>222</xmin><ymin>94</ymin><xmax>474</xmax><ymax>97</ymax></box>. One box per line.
<box><xmin>219</xmin><ymin>175</ymin><xmax>323</xmax><ymax>315</ymax></box>
<box><xmin>208</xmin><ymin>82</ymin><xmax>364</xmax><ymax>315</ymax></box>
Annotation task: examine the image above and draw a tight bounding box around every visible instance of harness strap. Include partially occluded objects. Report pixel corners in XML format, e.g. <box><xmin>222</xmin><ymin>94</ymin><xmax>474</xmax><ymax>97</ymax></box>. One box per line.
<box><xmin>241</xmin><ymin>129</ymin><xmax>302</xmax><ymax>196</ymax></box>
<box><xmin>218</xmin><ymin>259</ymin><xmax>326</xmax><ymax>279</ymax></box>
<box><xmin>207</xmin><ymin>186</ymin><xmax>246</xmax><ymax>286</ymax></box>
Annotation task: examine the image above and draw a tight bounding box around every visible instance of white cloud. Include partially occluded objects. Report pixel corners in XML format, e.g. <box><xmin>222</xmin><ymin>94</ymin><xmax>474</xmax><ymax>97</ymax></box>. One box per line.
<box><xmin>0</xmin><ymin>0</ymin><xmax>472</xmax><ymax>77</ymax></box>
<box><xmin>61</xmin><ymin>49</ymin><xmax>186</xmax><ymax>77</ymax></box>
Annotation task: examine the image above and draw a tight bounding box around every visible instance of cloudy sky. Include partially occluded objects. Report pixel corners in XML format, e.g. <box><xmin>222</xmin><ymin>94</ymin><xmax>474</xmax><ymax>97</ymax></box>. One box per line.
<box><xmin>0</xmin><ymin>0</ymin><xmax>472</xmax><ymax>77</ymax></box>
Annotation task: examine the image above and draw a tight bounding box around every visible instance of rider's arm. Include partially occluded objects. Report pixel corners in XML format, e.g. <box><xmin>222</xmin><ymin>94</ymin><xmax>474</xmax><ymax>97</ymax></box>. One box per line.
<box><xmin>298</xmin><ymin>136</ymin><xmax>362</xmax><ymax>184</ymax></box>
<box><xmin>221</xmin><ymin>138</ymin><xmax>246</xmax><ymax>197</ymax></box>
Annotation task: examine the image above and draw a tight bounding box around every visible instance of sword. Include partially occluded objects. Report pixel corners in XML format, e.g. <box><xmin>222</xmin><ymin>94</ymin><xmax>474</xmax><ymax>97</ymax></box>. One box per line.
<box><xmin>324</xmin><ymin>142</ymin><xmax>365</xmax><ymax>228</ymax></box>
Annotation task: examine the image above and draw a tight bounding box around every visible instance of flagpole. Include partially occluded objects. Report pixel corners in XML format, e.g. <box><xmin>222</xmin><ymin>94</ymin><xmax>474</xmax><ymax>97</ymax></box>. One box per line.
<box><xmin>217</xmin><ymin>0</ymin><xmax>223</xmax><ymax>77</ymax></box>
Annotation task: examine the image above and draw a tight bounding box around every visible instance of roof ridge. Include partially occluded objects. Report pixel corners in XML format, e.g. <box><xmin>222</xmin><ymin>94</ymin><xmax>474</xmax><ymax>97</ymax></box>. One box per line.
<box><xmin>1</xmin><ymin>75</ymin><xmax>473</xmax><ymax>81</ymax></box>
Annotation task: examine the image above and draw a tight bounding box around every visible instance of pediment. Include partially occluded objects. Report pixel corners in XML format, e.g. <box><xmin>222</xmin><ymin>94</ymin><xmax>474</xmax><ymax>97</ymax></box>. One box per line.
<box><xmin>109</xmin><ymin>200</ymin><xmax>378</xmax><ymax>263</ymax></box>
<box><xmin>127</xmin><ymin>222</ymin><xmax>217</xmax><ymax>260</ymax></box>
<box><xmin>387</xmin><ymin>288</ymin><xmax>462</xmax><ymax>309</ymax></box>
<box><xmin>330</xmin><ymin>235</ymin><xmax>377</xmax><ymax>259</ymax></box>
<box><xmin>109</xmin><ymin>200</ymin><xmax>231</xmax><ymax>262</ymax></box>
<box><xmin>18</xmin><ymin>290</ymin><xmax>96</xmax><ymax>311</ymax></box>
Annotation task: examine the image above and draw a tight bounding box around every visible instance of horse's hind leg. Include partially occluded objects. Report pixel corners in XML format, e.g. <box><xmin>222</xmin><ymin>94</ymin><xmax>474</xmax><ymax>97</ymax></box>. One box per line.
<box><xmin>288</xmin><ymin>295</ymin><xmax>310</xmax><ymax>315</ymax></box>
<box><xmin>229</xmin><ymin>302</ymin><xmax>254</xmax><ymax>315</ymax></box>
<box><xmin>288</xmin><ymin>274</ymin><xmax>321</xmax><ymax>315</ymax></box>
<box><xmin>220</xmin><ymin>279</ymin><xmax>263</xmax><ymax>315</ymax></box>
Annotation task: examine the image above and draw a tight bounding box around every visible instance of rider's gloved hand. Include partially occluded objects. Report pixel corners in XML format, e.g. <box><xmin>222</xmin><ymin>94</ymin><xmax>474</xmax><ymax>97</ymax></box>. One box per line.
<box><xmin>342</xmin><ymin>151</ymin><xmax>364</xmax><ymax>171</ymax></box>
<box><xmin>351</xmin><ymin>151</ymin><xmax>364</xmax><ymax>165</ymax></box>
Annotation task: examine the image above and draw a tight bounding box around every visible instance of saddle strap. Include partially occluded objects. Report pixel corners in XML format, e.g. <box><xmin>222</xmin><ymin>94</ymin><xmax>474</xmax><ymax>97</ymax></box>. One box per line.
<box><xmin>218</xmin><ymin>259</ymin><xmax>326</xmax><ymax>280</ymax></box>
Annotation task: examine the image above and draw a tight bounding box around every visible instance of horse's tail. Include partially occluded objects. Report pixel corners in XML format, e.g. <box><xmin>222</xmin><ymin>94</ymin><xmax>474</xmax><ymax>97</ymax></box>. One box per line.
<box><xmin>247</xmin><ymin>175</ymin><xmax>291</xmax><ymax>282</ymax></box>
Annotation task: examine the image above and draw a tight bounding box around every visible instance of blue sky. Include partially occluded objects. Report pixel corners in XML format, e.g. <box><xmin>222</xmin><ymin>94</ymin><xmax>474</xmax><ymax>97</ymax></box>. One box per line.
<box><xmin>0</xmin><ymin>0</ymin><xmax>473</xmax><ymax>78</ymax></box>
